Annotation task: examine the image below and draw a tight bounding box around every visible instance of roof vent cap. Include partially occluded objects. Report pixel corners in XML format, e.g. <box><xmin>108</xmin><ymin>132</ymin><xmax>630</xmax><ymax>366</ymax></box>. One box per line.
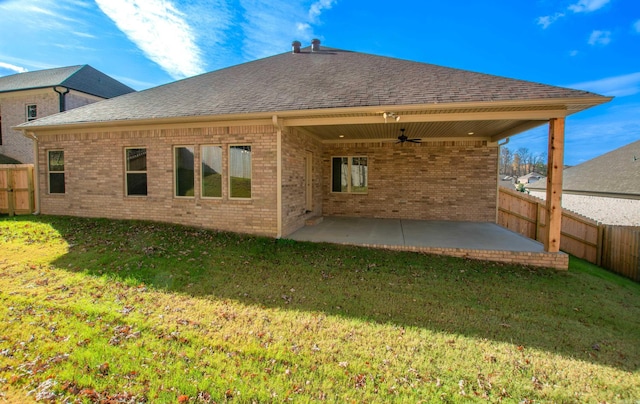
<box><xmin>311</xmin><ymin>38</ymin><xmax>321</xmax><ymax>52</ymax></box>
<box><xmin>292</xmin><ymin>40</ymin><xmax>301</xmax><ymax>53</ymax></box>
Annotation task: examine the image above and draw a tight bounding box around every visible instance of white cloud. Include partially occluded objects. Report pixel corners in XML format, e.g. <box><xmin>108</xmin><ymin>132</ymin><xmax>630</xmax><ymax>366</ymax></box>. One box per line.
<box><xmin>567</xmin><ymin>72</ymin><xmax>640</xmax><ymax>97</ymax></box>
<box><xmin>308</xmin><ymin>0</ymin><xmax>336</xmax><ymax>23</ymax></box>
<box><xmin>536</xmin><ymin>0</ymin><xmax>609</xmax><ymax>28</ymax></box>
<box><xmin>239</xmin><ymin>0</ymin><xmax>337</xmax><ymax>61</ymax></box>
<box><xmin>0</xmin><ymin>62</ymin><xmax>28</xmax><ymax>74</ymax></box>
<box><xmin>537</xmin><ymin>13</ymin><xmax>564</xmax><ymax>29</ymax></box>
<box><xmin>568</xmin><ymin>0</ymin><xmax>610</xmax><ymax>13</ymax></box>
<box><xmin>95</xmin><ymin>0</ymin><xmax>205</xmax><ymax>79</ymax></box>
<box><xmin>569</xmin><ymin>50</ymin><xmax>579</xmax><ymax>57</ymax></box>
<box><xmin>588</xmin><ymin>30</ymin><xmax>612</xmax><ymax>45</ymax></box>
<box><xmin>634</xmin><ymin>20</ymin><xmax>640</xmax><ymax>33</ymax></box>
<box><xmin>0</xmin><ymin>0</ymin><xmax>87</xmax><ymax>31</ymax></box>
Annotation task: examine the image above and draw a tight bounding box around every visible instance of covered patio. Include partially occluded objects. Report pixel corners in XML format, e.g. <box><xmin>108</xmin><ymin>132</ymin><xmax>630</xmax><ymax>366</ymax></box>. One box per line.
<box><xmin>288</xmin><ymin>217</ymin><xmax>568</xmax><ymax>269</ymax></box>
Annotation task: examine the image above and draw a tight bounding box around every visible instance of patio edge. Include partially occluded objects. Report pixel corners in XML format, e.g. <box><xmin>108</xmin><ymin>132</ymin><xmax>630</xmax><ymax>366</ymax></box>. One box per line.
<box><xmin>337</xmin><ymin>242</ymin><xmax>570</xmax><ymax>270</ymax></box>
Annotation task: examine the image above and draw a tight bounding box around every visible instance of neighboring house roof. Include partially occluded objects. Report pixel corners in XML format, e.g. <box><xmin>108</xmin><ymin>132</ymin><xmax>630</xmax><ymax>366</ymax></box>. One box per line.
<box><xmin>498</xmin><ymin>175</ymin><xmax>516</xmax><ymax>189</ymax></box>
<box><xmin>527</xmin><ymin>140</ymin><xmax>640</xmax><ymax>198</ymax></box>
<box><xmin>517</xmin><ymin>172</ymin><xmax>543</xmax><ymax>184</ymax></box>
<box><xmin>0</xmin><ymin>65</ymin><xmax>135</xmax><ymax>99</ymax></box>
<box><xmin>17</xmin><ymin>43</ymin><xmax>610</xmax><ymax>141</ymax></box>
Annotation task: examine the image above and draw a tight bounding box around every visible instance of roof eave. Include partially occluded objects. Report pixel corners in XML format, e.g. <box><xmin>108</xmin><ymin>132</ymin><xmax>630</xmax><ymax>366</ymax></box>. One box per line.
<box><xmin>15</xmin><ymin>96</ymin><xmax>612</xmax><ymax>133</ymax></box>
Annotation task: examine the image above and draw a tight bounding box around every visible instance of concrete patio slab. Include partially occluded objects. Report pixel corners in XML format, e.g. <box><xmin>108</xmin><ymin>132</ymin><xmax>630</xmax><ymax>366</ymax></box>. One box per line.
<box><xmin>287</xmin><ymin>217</ymin><xmax>567</xmax><ymax>269</ymax></box>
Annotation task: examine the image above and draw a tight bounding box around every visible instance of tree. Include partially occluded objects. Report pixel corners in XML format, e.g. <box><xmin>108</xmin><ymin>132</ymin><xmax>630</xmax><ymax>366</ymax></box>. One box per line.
<box><xmin>499</xmin><ymin>147</ymin><xmax>514</xmax><ymax>176</ymax></box>
<box><xmin>499</xmin><ymin>146</ymin><xmax>547</xmax><ymax>178</ymax></box>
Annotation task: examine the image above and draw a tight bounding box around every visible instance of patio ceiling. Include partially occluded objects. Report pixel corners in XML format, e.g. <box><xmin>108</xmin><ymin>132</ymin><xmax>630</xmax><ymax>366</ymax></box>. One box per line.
<box><xmin>295</xmin><ymin>119</ymin><xmax>542</xmax><ymax>143</ymax></box>
<box><xmin>278</xmin><ymin>99</ymin><xmax>601</xmax><ymax>143</ymax></box>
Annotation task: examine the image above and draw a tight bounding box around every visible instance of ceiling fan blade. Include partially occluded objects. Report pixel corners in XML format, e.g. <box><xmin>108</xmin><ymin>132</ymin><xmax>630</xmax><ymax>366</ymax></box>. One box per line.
<box><xmin>408</xmin><ymin>139</ymin><xmax>421</xmax><ymax>143</ymax></box>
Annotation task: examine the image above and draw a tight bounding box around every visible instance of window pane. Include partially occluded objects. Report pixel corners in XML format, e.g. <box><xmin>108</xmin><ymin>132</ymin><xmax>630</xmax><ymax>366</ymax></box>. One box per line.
<box><xmin>332</xmin><ymin>157</ymin><xmax>348</xmax><ymax>192</ymax></box>
<box><xmin>48</xmin><ymin>150</ymin><xmax>64</xmax><ymax>172</ymax></box>
<box><xmin>126</xmin><ymin>148</ymin><xmax>146</xmax><ymax>171</ymax></box>
<box><xmin>351</xmin><ymin>157</ymin><xmax>368</xmax><ymax>193</ymax></box>
<box><xmin>201</xmin><ymin>146</ymin><xmax>222</xmax><ymax>197</ymax></box>
<box><xmin>49</xmin><ymin>173</ymin><xmax>65</xmax><ymax>193</ymax></box>
<box><xmin>27</xmin><ymin>104</ymin><xmax>37</xmax><ymax>121</ymax></box>
<box><xmin>175</xmin><ymin>146</ymin><xmax>195</xmax><ymax>197</ymax></box>
<box><xmin>127</xmin><ymin>173</ymin><xmax>147</xmax><ymax>196</ymax></box>
<box><xmin>230</xmin><ymin>145</ymin><xmax>251</xmax><ymax>198</ymax></box>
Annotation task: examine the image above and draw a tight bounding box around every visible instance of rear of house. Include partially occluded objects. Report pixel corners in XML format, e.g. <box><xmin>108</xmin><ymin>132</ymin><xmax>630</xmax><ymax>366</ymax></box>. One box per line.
<box><xmin>17</xmin><ymin>42</ymin><xmax>610</xmax><ymax>245</ymax></box>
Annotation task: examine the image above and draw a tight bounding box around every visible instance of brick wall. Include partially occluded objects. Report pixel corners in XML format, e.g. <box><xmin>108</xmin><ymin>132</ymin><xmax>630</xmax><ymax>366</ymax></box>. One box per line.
<box><xmin>37</xmin><ymin>125</ymin><xmax>279</xmax><ymax>237</ymax></box>
<box><xmin>1</xmin><ymin>90</ymin><xmax>105</xmax><ymax>163</ymax></box>
<box><xmin>322</xmin><ymin>140</ymin><xmax>498</xmax><ymax>222</ymax></box>
<box><xmin>280</xmin><ymin>128</ymin><xmax>323</xmax><ymax>236</ymax></box>
<box><xmin>1</xmin><ymin>91</ymin><xmax>59</xmax><ymax>163</ymax></box>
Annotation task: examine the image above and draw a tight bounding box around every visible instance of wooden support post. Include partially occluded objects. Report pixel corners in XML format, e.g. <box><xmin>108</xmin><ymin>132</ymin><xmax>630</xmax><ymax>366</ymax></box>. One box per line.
<box><xmin>544</xmin><ymin>118</ymin><xmax>565</xmax><ymax>252</ymax></box>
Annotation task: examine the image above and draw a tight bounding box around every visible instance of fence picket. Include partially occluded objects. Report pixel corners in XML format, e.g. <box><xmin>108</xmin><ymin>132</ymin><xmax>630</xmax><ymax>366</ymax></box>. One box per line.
<box><xmin>498</xmin><ymin>187</ymin><xmax>639</xmax><ymax>281</ymax></box>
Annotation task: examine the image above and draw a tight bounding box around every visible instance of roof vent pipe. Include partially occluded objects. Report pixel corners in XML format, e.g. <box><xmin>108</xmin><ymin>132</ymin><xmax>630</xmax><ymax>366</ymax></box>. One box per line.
<box><xmin>292</xmin><ymin>40</ymin><xmax>301</xmax><ymax>53</ymax></box>
<box><xmin>311</xmin><ymin>38</ymin><xmax>320</xmax><ymax>52</ymax></box>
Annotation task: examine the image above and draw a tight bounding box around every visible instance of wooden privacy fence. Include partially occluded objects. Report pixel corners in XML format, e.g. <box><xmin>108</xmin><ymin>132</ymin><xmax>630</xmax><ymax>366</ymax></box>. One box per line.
<box><xmin>0</xmin><ymin>164</ymin><xmax>35</xmax><ymax>216</ymax></box>
<box><xmin>498</xmin><ymin>187</ymin><xmax>640</xmax><ymax>281</ymax></box>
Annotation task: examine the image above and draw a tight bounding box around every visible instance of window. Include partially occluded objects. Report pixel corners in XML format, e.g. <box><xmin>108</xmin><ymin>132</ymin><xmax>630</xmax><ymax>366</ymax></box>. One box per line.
<box><xmin>201</xmin><ymin>145</ymin><xmax>222</xmax><ymax>198</ymax></box>
<box><xmin>332</xmin><ymin>156</ymin><xmax>368</xmax><ymax>193</ymax></box>
<box><xmin>229</xmin><ymin>145</ymin><xmax>251</xmax><ymax>198</ymax></box>
<box><xmin>175</xmin><ymin>146</ymin><xmax>195</xmax><ymax>197</ymax></box>
<box><xmin>125</xmin><ymin>148</ymin><xmax>147</xmax><ymax>196</ymax></box>
<box><xmin>26</xmin><ymin>104</ymin><xmax>37</xmax><ymax>121</ymax></box>
<box><xmin>48</xmin><ymin>150</ymin><xmax>65</xmax><ymax>194</ymax></box>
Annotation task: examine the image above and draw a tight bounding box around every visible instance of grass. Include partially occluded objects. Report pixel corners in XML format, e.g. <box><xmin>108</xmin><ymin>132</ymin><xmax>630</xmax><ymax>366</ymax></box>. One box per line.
<box><xmin>0</xmin><ymin>215</ymin><xmax>639</xmax><ymax>403</ymax></box>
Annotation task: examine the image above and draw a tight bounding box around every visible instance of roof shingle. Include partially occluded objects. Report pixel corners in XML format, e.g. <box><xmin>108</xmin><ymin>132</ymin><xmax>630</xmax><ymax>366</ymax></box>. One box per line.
<box><xmin>18</xmin><ymin>46</ymin><xmax>607</xmax><ymax>128</ymax></box>
<box><xmin>0</xmin><ymin>65</ymin><xmax>134</xmax><ymax>99</ymax></box>
<box><xmin>527</xmin><ymin>140</ymin><xmax>640</xmax><ymax>198</ymax></box>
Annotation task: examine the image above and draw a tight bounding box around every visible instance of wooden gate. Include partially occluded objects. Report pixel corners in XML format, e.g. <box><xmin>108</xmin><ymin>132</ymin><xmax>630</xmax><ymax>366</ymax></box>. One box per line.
<box><xmin>0</xmin><ymin>164</ymin><xmax>35</xmax><ymax>216</ymax></box>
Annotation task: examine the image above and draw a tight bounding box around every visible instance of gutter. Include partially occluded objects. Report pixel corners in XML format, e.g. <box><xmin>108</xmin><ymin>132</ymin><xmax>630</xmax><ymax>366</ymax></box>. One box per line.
<box><xmin>14</xmin><ymin>96</ymin><xmax>612</xmax><ymax>133</ymax></box>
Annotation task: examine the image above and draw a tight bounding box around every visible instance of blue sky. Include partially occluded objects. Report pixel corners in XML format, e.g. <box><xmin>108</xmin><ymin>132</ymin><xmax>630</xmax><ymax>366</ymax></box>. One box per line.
<box><xmin>0</xmin><ymin>0</ymin><xmax>638</xmax><ymax>165</ymax></box>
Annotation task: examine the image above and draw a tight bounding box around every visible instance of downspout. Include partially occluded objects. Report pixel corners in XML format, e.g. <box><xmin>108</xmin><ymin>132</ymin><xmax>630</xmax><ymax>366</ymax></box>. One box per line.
<box><xmin>496</xmin><ymin>137</ymin><xmax>510</xmax><ymax>223</ymax></box>
<box><xmin>23</xmin><ymin>130</ymin><xmax>40</xmax><ymax>215</ymax></box>
<box><xmin>272</xmin><ymin>115</ymin><xmax>283</xmax><ymax>238</ymax></box>
<box><xmin>53</xmin><ymin>86</ymin><xmax>70</xmax><ymax>112</ymax></box>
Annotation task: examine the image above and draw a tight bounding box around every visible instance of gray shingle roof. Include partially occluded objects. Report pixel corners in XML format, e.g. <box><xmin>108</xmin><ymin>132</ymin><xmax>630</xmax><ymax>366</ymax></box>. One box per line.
<box><xmin>0</xmin><ymin>65</ymin><xmax>134</xmax><ymax>98</ymax></box>
<box><xmin>527</xmin><ymin>140</ymin><xmax>640</xmax><ymax>198</ymax></box>
<box><xmin>18</xmin><ymin>46</ymin><xmax>607</xmax><ymax>128</ymax></box>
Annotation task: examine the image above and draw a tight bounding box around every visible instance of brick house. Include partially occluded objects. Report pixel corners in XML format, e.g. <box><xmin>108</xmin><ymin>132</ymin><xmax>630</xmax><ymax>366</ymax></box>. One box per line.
<box><xmin>0</xmin><ymin>65</ymin><xmax>134</xmax><ymax>163</ymax></box>
<box><xmin>16</xmin><ymin>41</ymin><xmax>610</xmax><ymax>252</ymax></box>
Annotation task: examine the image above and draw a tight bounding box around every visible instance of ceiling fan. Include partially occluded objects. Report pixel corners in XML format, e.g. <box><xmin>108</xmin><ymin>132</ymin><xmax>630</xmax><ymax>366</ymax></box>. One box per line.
<box><xmin>396</xmin><ymin>128</ymin><xmax>421</xmax><ymax>144</ymax></box>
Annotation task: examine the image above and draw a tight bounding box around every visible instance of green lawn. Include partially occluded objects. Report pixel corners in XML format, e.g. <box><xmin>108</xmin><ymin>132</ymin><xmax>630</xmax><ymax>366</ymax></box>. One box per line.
<box><xmin>0</xmin><ymin>215</ymin><xmax>638</xmax><ymax>403</ymax></box>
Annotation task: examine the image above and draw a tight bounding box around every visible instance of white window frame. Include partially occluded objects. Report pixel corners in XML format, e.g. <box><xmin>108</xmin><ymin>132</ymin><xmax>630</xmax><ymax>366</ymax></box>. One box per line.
<box><xmin>201</xmin><ymin>145</ymin><xmax>223</xmax><ymax>199</ymax></box>
<box><xmin>331</xmin><ymin>156</ymin><xmax>368</xmax><ymax>194</ymax></box>
<box><xmin>26</xmin><ymin>104</ymin><xmax>37</xmax><ymax>121</ymax></box>
<box><xmin>228</xmin><ymin>144</ymin><xmax>252</xmax><ymax>199</ymax></box>
<box><xmin>124</xmin><ymin>147</ymin><xmax>148</xmax><ymax>197</ymax></box>
<box><xmin>174</xmin><ymin>145</ymin><xmax>195</xmax><ymax>198</ymax></box>
<box><xmin>47</xmin><ymin>150</ymin><xmax>65</xmax><ymax>194</ymax></box>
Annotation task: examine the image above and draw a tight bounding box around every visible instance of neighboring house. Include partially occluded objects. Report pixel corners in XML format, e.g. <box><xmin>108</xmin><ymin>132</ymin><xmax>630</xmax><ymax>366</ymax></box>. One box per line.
<box><xmin>16</xmin><ymin>41</ymin><xmax>610</xmax><ymax>242</ymax></box>
<box><xmin>499</xmin><ymin>175</ymin><xmax>516</xmax><ymax>189</ymax></box>
<box><xmin>0</xmin><ymin>65</ymin><xmax>134</xmax><ymax>163</ymax></box>
<box><xmin>525</xmin><ymin>140</ymin><xmax>640</xmax><ymax>225</ymax></box>
<box><xmin>517</xmin><ymin>172</ymin><xmax>543</xmax><ymax>184</ymax></box>
<box><xmin>527</xmin><ymin>140</ymin><xmax>640</xmax><ymax>199</ymax></box>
